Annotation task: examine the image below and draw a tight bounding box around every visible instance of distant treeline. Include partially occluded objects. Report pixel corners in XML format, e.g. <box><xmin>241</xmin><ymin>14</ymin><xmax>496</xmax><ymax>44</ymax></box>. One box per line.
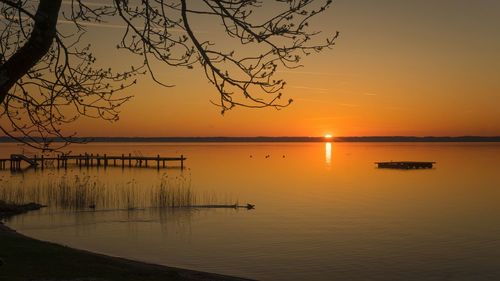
<box><xmin>1</xmin><ymin>136</ymin><xmax>500</xmax><ymax>143</ymax></box>
<box><xmin>334</xmin><ymin>136</ymin><xmax>500</xmax><ymax>142</ymax></box>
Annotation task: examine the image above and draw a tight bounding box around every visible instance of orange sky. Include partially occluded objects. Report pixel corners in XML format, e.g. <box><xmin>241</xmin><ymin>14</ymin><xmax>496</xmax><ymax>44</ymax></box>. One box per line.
<box><xmin>5</xmin><ymin>0</ymin><xmax>500</xmax><ymax>137</ymax></box>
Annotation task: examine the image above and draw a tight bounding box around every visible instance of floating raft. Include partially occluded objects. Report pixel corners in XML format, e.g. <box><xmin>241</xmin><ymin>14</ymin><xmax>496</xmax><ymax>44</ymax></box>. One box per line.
<box><xmin>375</xmin><ymin>161</ymin><xmax>435</xmax><ymax>169</ymax></box>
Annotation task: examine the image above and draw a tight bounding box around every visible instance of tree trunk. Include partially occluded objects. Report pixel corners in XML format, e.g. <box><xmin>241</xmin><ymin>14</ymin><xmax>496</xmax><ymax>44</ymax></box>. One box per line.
<box><xmin>0</xmin><ymin>0</ymin><xmax>62</xmax><ymax>104</ymax></box>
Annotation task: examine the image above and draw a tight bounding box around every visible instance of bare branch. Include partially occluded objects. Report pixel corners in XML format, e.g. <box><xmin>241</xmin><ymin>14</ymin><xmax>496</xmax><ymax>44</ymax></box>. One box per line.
<box><xmin>0</xmin><ymin>0</ymin><xmax>338</xmax><ymax>149</ymax></box>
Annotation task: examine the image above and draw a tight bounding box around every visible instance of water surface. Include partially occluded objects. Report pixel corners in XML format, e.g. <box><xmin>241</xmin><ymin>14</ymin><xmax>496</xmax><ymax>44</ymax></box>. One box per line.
<box><xmin>2</xmin><ymin>142</ymin><xmax>500</xmax><ymax>280</ymax></box>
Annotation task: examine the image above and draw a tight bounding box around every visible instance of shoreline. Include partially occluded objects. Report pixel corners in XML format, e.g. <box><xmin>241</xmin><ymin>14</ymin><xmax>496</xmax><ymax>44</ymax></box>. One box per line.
<box><xmin>0</xmin><ymin>202</ymin><xmax>253</xmax><ymax>281</ymax></box>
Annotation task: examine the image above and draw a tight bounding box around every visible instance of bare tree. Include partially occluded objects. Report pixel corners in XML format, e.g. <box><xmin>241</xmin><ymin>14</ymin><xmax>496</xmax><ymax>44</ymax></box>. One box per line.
<box><xmin>0</xmin><ymin>0</ymin><xmax>338</xmax><ymax>150</ymax></box>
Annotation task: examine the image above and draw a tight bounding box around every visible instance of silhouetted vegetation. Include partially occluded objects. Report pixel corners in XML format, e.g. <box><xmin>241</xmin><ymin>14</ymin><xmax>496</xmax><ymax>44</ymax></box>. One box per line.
<box><xmin>0</xmin><ymin>0</ymin><xmax>337</xmax><ymax>150</ymax></box>
<box><xmin>0</xmin><ymin>174</ymin><xmax>237</xmax><ymax>211</ymax></box>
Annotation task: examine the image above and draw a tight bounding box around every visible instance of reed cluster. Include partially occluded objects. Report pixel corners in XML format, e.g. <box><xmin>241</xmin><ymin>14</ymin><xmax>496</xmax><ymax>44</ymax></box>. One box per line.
<box><xmin>0</xmin><ymin>174</ymin><xmax>206</xmax><ymax>210</ymax></box>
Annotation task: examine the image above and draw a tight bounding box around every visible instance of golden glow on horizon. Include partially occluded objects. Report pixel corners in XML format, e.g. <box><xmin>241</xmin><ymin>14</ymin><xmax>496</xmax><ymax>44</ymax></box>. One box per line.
<box><xmin>324</xmin><ymin>134</ymin><xmax>333</xmax><ymax>139</ymax></box>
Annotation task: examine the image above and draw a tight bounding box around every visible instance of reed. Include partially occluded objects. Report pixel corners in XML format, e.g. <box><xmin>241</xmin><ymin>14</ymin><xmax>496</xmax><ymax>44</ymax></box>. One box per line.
<box><xmin>0</xmin><ymin>175</ymin><xmax>104</xmax><ymax>210</ymax></box>
<box><xmin>151</xmin><ymin>176</ymin><xmax>196</xmax><ymax>208</ymax></box>
<box><xmin>0</xmin><ymin>173</ymin><xmax>233</xmax><ymax>211</ymax></box>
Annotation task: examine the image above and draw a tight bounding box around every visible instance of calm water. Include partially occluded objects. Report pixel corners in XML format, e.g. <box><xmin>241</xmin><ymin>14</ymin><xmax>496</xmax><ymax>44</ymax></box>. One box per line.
<box><xmin>2</xmin><ymin>142</ymin><xmax>500</xmax><ymax>280</ymax></box>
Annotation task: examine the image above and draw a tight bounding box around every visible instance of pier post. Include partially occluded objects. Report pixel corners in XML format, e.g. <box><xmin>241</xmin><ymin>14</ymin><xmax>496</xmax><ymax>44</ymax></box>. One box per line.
<box><xmin>157</xmin><ymin>155</ymin><xmax>160</xmax><ymax>170</ymax></box>
<box><xmin>181</xmin><ymin>155</ymin><xmax>184</xmax><ymax>170</ymax></box>
<box><xmin>34</xmin><ymin>155</ymin><xmax>37</xmax><ymax>169</ymax></box>
<box><xmin>90</xmin><ymin>154</ymin><xmax>94</xmax><ymax>166</ymax></box>
<box><xmin>64</xmin><ymin>155</ymin><xmax>68</xmax><ymax>169</ymax></box>
<box><xmin>128</xmin><ymin>153</ymin><xmax>132</xmax><ymax>167</ymax></box>
<box><xmin>41</xmin><ymin>155</ymin><xmax>44</xmax><ymax>169</ymax></box>
<box><xmin>57</xmin><ymin>155</ymin><xmax>60</xmax><ymax>169</ymax></box>
<box><xmin>104</xmin><ymin>154</ymin><xmax>107</xmax><ymax>168</ymax></box>
<box><xmin>122</xmin><ymin>154</ymin><xmax>125</xmax><ymax>168</ymax></box>
<box><xmin>79</xmin><ymin>154</ymin><xmax>82</xmax><ymax>168</ymax></box>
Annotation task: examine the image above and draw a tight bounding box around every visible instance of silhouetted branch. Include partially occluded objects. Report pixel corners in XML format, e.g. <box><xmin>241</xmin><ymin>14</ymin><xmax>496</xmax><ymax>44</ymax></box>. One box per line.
<box><xmin>0</xmin><ymin>0</ymin><xmax>338</xmax><ymax>150</ymax></box>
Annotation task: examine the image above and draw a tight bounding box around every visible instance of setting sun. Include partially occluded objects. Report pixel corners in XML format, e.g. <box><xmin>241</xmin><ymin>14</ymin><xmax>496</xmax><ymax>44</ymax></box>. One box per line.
<box><xmin>324</xmin><ymin>134</ymin><xmax>333</xmax><ymax>139</ymax></box>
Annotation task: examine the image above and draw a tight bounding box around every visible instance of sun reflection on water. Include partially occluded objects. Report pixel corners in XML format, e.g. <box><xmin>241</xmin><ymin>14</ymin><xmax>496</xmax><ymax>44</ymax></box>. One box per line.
<box><xmin>325</xmin><ymin>142</ymin><xmax>332</xmax><ymax>166</ymax></box>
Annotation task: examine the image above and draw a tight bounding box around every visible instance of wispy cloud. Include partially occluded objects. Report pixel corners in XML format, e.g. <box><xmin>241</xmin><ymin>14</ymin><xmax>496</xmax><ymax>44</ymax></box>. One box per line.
<box><xmin>337</xmin><ymin>103</ymin><xmax>360</xmax><ymax>107</ymax></box>
<box><xmin>62</xmin><ymin>0</ymin><xmax>113</xmax><ymax>8</ymax></box>
<box><xmin>59</xmin><ymin>1</ymin><xmax>206</xmax><ymax>33</ymax></box>
<box><xmin>1</xmin><ymin>14</ymin><xmax>129</xmax><ymax>31</ymax></box>
<box><xmin>56</xmin><ymin>19</ymin><xmax>207</xmax><ymax>34</ymax></box>
<box><xmin>278</xmin><ymin>70</ymin><xmax>356</xmax><ymax>77</ymax></box>
<box><xmin>293</xmin><ymin>97</ymin><xmax>327</xmax><ymax>102</ymax></box>
<box><xmin>305</xmin><ymin>115</ymin><xmax>356</xmax><ymax>121</ymax></box>
<box><xmin>289</xmin><ymin>85</ymin><xmax>329</xmax><ymax>92</ymax></box>
<box><xmin>58</xmin><ymin>19</ymin><xmax>126</xmax><ymax>29</ymax></box>
<box><xmin>383</xmin><ymin>106</ymin><xmax>407</xmax><ymax>111</ymax></box>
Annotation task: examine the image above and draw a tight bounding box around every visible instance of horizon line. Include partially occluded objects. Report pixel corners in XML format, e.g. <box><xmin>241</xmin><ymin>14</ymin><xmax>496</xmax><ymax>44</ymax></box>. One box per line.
<box><xmin>1</xmin><ymin>136</ymin><xmax>500</xmax><ymax>143</ymax></box>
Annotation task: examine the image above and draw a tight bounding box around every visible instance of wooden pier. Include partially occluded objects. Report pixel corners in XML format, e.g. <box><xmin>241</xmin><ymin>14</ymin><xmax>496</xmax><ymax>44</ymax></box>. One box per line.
<box><xmin>375</xmin><ymin>161</ymin><xmax>435</xmax><ymax>169</ymax></box>
<box><xmin>0</xmin><ymin>153</ymin><xmax>186</xmax><ymax>171</ymax></box>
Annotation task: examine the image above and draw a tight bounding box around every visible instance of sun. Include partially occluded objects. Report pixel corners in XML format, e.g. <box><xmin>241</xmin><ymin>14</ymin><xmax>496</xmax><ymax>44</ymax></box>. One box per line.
<box><xmin>324</xmin><ymin>134</ymin><xmax>333</xmax><ymax>139</ymax></box>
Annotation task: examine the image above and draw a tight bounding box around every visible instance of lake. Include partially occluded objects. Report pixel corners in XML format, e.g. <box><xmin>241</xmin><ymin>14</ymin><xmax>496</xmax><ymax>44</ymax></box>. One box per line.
<box><xmin>1</xmin><ymin>142</ymin><xmax>500</xmax><ymax>280</ymax></box>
